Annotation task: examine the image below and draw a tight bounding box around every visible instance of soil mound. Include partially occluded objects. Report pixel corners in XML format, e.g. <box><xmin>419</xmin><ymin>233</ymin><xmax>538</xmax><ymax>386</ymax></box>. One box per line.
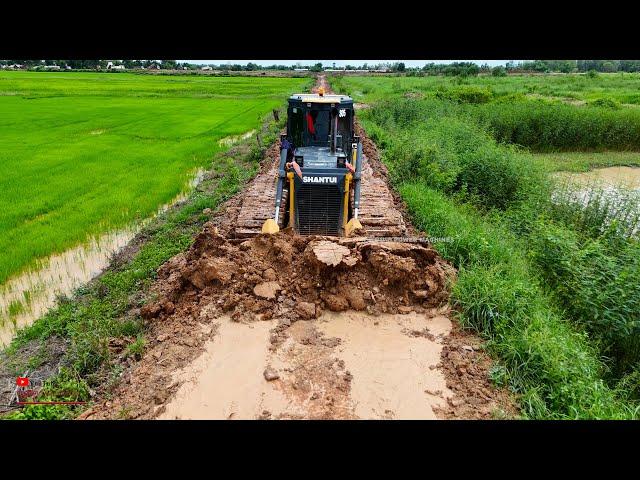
<box><xmin>141</xmin><ymin>224</ymin><xmax>454</xmax><ymax>326</ymax></box>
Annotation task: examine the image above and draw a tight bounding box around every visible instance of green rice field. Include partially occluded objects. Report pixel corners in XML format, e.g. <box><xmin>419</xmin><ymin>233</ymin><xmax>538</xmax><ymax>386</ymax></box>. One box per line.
<box><xmin>0</xmin><ymin>71</ymin><xmax>309</xmax><ymax>284</ymax></box>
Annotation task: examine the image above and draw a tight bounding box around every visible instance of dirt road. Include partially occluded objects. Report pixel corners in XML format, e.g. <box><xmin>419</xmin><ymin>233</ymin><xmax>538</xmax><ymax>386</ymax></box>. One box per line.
<box><xmin>78</xmin><ymin>77</ymin><xmax>516</xmax><ymax>420</ymax></box>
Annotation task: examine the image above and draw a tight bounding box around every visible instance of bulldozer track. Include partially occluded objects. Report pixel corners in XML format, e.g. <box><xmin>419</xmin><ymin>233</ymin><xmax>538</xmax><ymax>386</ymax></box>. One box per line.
<box><xmin>233</xmin><ymin>144</ymin><xmax>407</xmax><ymax>238</ymax></box>
<box><xmin>234</xmin><ymin>76</ymin><xmax>406</xmax><ymax>238</ymax></box>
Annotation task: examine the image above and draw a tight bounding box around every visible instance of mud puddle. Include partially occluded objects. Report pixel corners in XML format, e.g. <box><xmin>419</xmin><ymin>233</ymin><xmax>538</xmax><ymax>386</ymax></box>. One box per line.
<box><xmin>158</xmin><ymin>309</ymin><xmax>453</xmax><ymax>420</ymax></box>
<box><xmin>318</xmin><ymin>310</ymin><xmax>453</xmax><ymax>419</ymax></box>
<box><xmin>160</xmin><ymin>316</ymin><xmax>291</xmax><ymax>420</ymax></box>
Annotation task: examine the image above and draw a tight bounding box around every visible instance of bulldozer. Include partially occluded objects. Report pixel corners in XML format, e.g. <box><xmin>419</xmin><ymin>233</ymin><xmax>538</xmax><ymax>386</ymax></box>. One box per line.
<box><xmin>261</xmin><ymin>88</ymin><xmax>363</xmax><ymax>237</ymax></box>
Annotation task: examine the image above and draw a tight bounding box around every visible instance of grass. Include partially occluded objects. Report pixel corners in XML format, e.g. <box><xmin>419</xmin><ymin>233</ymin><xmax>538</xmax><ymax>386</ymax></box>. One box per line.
<box><xmin>0</xmin><ymin>92</ymin><xmax>294</xmax><ymax>419</ymax></box>
<box><xmin>331</xmin><ymin>72</ymin><xmax>640</xmax><ymax>105</ymax></box>
<box><xmin>0</xmin><ymin>71</ymin><xmax>308</xmax><ymax>285</ymax></box>
<box><xmin>466</xmin><ymin>101</ymin><xmax>640</xmax><ymax>151</ymax></box>
<box><xmin>336</xmin><ymin>74</ymin><xmax>640</xmax><ymax>418</ymax></box>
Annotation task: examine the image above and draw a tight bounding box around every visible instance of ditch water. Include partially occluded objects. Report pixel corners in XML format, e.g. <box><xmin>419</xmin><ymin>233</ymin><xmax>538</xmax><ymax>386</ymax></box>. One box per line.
<box><xmin>218</xmin><ymin>130</ymin><xmax>256</xmax><ymax>148</ymax></box>
<box><xmin>554</xmin><ymin>166</ymin><xmax>640</xmax><ymax>236</ymax></box>
<box><xmin>0</xmin><ymin>168</ymin><xmax>206</xmax><ymax>347</ymax></box>
<box><xmin>558</xmin><ymin>166</ymin><xmax>640</xmax><ymax>190</ymax></box>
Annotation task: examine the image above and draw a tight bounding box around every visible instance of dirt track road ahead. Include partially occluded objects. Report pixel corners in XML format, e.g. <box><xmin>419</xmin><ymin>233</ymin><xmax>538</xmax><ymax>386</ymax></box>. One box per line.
<box><xmin>78</xmin><ymin>76</ymin><xmax>516</xmax><ymax>421</ymax></box>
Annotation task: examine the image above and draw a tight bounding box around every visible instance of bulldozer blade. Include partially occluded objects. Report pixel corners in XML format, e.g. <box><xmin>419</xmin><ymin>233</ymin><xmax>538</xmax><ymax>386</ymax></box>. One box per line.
<box><xmin>261</xmin><ymin>218</ymin><xmax>280</xmax><ymax>235</ymax></box>
<box><xmin>345</xmin><ymin>218</ymin><xmax>363</xmax><ymax>237</ymax></box>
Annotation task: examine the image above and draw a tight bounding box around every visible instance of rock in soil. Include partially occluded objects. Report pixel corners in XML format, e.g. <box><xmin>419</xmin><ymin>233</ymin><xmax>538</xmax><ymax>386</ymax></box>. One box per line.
<box><xmin>263</xmin><ymin>367</ymin><xmax>280</xmax><ymax>381</ymax></box>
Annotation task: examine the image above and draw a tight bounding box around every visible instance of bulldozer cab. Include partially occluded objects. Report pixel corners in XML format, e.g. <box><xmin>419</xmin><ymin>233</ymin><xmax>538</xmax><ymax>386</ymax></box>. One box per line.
<box><xmin>287</xmin><ymin>93</ymin><xmax>354</xmax><ymax>152</ymax></box>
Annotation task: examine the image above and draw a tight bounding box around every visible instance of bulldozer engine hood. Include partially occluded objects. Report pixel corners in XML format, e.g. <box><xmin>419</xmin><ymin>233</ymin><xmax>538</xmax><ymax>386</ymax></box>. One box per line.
<box><xmin>293</xmin><ymin>146</ymin><xmax>349</xmax><ymax>192</ymax></box>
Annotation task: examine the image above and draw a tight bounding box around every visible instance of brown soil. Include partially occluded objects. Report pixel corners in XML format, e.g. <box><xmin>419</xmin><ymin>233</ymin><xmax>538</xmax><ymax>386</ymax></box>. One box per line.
<box><xmin>0</xmin><ymin>73</ymin><xmax>515</xmax><ymax>420</ymax></box>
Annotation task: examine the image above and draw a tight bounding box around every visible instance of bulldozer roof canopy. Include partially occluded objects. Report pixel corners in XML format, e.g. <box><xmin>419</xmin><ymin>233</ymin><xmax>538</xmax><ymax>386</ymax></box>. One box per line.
<box><xmin>289</xmin><ymin>93</ymin><xmax>353</xmax><ymax>105</ymax></box>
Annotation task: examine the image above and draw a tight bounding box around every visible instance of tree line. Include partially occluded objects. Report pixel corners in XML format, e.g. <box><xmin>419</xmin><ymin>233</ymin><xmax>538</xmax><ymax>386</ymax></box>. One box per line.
<box><xmin>3</xmin><ymin>60</ymin><xmax>640</xmax><ymax>75</ymax></box>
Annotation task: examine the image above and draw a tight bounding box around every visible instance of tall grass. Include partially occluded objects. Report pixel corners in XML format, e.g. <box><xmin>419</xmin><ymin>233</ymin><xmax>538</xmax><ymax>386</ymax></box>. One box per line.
<box><xmin>401</xmin><ymin>184</ymin><xmax>635</xmax><ymax>418</ymax></box>
<box><xmin>367</xmin><ymin>98</ymin><xmax>549</xmax><ymax>210</ymax></box>
<box><xmin>466</xmin><ymin>101</ymin><xmax>640</xmax><ymax>151</ymax></box>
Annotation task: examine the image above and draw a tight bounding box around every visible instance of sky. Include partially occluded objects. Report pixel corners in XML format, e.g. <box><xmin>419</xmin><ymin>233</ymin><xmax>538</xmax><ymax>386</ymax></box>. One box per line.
<box><xmin>179</xmin><ymin>60</ymin><xmax>516</xmax><ymax>68</ymax></box>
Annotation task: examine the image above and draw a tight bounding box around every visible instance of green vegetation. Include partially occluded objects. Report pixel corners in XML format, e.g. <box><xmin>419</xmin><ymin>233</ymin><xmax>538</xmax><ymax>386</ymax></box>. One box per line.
<box><xmin>335</xmin><ymin>74</ymin><xmax>640</xmax><ymax>418</ymax></box>
<box><xmin>1</xmin><ymin>88</ymin><xmax>295</xmax><ymax>419</ymax></box>
<box><xmin>467</xmin><ymin>101</ymin><xmax>640</xmax><ymax>151</ymax></box>
<box><xmin>0</xmin><ymin>71</ymin><xmax>308</xmax><ymax>284</ymax></box>
<box><xmin>331</xmin><ymin>73</ymin><xmax>640</xmax><ymax>105</ymax></box>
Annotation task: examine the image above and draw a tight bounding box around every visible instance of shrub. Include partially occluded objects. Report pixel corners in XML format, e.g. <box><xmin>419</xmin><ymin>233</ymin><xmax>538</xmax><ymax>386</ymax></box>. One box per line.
<box><xmin>492</xmin><ymin>66</ymin><xmax>507</xmax><ymax>77</ymax></box>
<box><xmin>588</xmin><ymin>97</ymin><xmax>622</xmax><ymax>109</ymax></box>
<box><xmin>366</xmin><ymin>99</ymin><xmax>548</xmax><ymax>210</ymax></box>
<box><xmin>435</xmin><ymin>85</ymin><xmax>494</xmax><ymax>104</ymax></box>
<box><xmin>468</xmin><ymin>101</ymin><xmax>640</xmax><ymax>151</ymax></box>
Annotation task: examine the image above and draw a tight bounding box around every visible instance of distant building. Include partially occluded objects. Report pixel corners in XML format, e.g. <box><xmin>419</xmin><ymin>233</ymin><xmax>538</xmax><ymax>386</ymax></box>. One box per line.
<box><xmin>294</xmin><ymin>68</ymin><xmax>309</xmax><ymax>71</ymax></box>
<box><xmin>44</xmin><ymin>65</ymin><xmax>61</xmax><ymax>70</ymax></box>
<box><xmin>201</xmin><ymin>66</ymin><xmax>212</xmax><ymax>71</ymax></box>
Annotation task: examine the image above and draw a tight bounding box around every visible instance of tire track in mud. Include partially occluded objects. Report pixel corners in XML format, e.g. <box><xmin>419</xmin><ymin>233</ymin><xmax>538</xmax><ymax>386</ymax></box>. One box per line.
<box><xmin>78</xmin><ymin>76</ymin><xmax>517</xmax><ymax>420</ymax></box>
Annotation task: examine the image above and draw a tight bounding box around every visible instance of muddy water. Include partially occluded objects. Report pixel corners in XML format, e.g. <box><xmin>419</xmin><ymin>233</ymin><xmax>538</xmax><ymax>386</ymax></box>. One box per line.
<box><xmin>0</xmin><ymin>168</ymin><xmax>206</xmax><ymax>347</ymax></box>
<box><xmin>159</xmin><ymin>310</ymin><xmax>453</xmax><ymax>420</ymax></box>
<box><xmin>0</xmin><ymin>228</ymin><xmax>137</xmax><ymax>346</ymax></box>
<box><xmin>318</xmin><ymin>311</ymin><xmax>453</xmax><ymax>420</ymax></box>
<box><xmin>160</xmin><ymin>317</ymin><xmax>293</xmax><ymax>420</ymax></box>
<box><xmin>218</xmin><ymin>130</ymin><xmax>256</xmax><ymax>148</ymax></box>
<box><xmin>559</xmin><ymin>166</ymin><xmax>640</xmax><ymax>189</ymax></box>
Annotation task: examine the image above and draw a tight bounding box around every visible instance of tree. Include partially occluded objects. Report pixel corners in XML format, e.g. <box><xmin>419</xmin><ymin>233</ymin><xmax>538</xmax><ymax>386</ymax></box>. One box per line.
<box><xmin>161</xmin><ymin>60</ymin><xmax>177</xmax><ymax>70</ymax></box>
<box><xmin>492</xmin><ymin>66</ymin><xmax>507</xmax><ymax>77</ymax></box>
<box><xmin>310</xmin><ymin>62</ymin><xmax>323</xmax><ymax>72</ymax></box>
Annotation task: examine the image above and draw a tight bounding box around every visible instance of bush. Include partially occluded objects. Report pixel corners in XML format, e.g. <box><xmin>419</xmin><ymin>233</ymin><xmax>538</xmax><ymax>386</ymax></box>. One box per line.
<box><xmin>435</xmin><ymin>86</ymin><xmax>494</xmax><ymax>104</ymax></box>
<box><xmin>492</xmin><ymin>66</ymin><xmax>507</xmax><ymax>77</ymax></box>
<box><xmin>588</xmin><ymin>97</ymin><xmax>621</xmax><ymax>109</ymax></box>
<box><xmin>468</xmin><ymin>101</ymin><xmax>640</xmax><ymax>151</ymax></box>
<box><xmin>366</xmin><ymin>99</ymin><xmax>548</xmax><ymax>211</ymax></box>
